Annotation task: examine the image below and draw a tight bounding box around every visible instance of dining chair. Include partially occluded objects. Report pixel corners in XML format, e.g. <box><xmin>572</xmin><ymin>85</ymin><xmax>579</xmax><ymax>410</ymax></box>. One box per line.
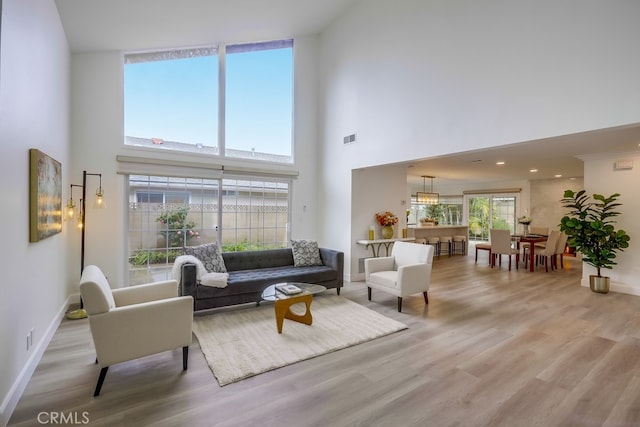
<box><xmin>475</xmin><ymin>242</ymin><xmax>492</xmax><ymax>264</ymax></box>
<box><xmin>529</xmin><ymin>226</ymin><xmax>549</xmax><ymax>236</ymax></box>
<box><xmin>532</xmin><ymin>230</ymin><xmax>561</xmax><ymax>272</ymax></box>
<box><xmin>554</xmin><ymin>231</ymin><xmax>569</xmax><ymax>269</ymax></box>
<box><xmin>522</xmin><ymin>226</ymin><xmax>550</xmax><ymax>261</ymax></box>
<box><xmin>490</xmin><ymin>229</ymin><xmax>519</xmax><ymax>271</ymax></box>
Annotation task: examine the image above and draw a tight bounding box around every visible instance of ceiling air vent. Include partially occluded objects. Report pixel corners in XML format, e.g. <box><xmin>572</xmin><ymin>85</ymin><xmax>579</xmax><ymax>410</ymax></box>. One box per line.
<box><xmin>343</xmin><ymin>133</ymin><xmax>357</xmax><ymax>144</ymax></box>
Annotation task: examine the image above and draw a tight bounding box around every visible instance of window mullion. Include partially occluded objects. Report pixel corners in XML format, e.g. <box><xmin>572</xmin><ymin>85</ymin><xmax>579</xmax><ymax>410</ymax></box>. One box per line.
<box><xmin>218</xmin><ymin>44</ymin><xmax>226</xmax><ymax>156</ymax></box>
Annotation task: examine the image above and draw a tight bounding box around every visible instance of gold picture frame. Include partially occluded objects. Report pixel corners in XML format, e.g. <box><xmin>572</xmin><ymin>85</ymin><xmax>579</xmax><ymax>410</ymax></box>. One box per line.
<box><xmin>29</xmin><ymin>149</ymin><xmax>62</xmax><ymax>242</ymax></box>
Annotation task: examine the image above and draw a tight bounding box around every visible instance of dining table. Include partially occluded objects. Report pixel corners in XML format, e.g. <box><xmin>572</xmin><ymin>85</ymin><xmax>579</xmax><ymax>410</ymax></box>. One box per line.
<box><xmin>514</xmin><ymin>234</ymin><xmax>548</xmax><ymax>272</ymax></box>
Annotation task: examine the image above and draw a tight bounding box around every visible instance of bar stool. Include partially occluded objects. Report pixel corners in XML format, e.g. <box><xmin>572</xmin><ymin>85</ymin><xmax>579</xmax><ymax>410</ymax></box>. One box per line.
<box><xmin>452</xmin><ymin>235</ymin><xmax>467</xmax><ymax>255</ymax></box>
<box><xmin>414</xmin><ymin>238</ymin><xmax>427</xmax><ymax>245</ymax></box>
<box><xmin>439</xmin><ymin>236</ymin><xmax>453</xmax><ymax>257</ymax></box>
<box><xmin>427</xmin><ymin>237</ymin><xmax>441</xmax><ymax>258</ymax></box>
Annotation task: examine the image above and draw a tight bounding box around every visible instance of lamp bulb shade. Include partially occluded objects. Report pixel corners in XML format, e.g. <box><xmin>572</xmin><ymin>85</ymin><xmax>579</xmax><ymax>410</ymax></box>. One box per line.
<box><xmin>65</xmin><ymin>199</ymin><xmax>76</xmax><ymax>221</ymax></box>
<box><xmin>94</xmin><ymin>188</ymin><xmax>106</xmax><ymax>209</ymax></box>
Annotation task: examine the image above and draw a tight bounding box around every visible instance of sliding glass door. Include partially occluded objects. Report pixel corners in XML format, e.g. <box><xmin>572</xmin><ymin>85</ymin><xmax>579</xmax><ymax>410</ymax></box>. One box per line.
<box><xmin>467</xmin><ymin>194</ymin><xmax>518</xmax><ymax>242</ymax></box>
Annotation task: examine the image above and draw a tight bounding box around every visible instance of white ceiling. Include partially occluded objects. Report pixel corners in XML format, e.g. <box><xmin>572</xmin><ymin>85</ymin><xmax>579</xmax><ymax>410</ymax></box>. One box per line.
<box><xmin>406</xmin><ymin>124</ymin><xmax>640</xmax><ymax>187</ymax></box>
<box><xmin>54</xmin><ymin>0</ymin><xmax>359</xmax><ymax>52</ymax></box>
<box><xmin>55</xmin><ymin>0</ymin><xmax>640</xmax><ymax>186</ymax></box>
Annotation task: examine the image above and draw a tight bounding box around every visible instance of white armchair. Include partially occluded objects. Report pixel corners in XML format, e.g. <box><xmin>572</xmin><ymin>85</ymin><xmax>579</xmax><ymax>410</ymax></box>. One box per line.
<box><xmin>364</xmin><ymin>242</ymin><xmax>435</xmax><ymax>312</ymax></box>
<box><xmin>79</xmin><ymin>265</ymin><xmax>194</xmax><ymax>396</ymax></box>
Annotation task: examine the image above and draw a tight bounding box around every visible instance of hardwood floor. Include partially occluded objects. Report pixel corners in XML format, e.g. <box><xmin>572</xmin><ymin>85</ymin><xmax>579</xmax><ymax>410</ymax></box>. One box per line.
<box><xmin>9</xmin><ymin>255</ymin><xmax>640</xmax><ymax>426</ymax></box>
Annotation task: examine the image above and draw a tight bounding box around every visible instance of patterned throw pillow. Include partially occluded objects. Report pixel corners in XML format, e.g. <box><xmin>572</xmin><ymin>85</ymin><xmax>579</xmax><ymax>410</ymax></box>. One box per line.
<box><xmin>291</xmin><ymin>240</ymin><xmax>323</xmax><ymax>267</ymax></box>
<box><xmin>184</xmin><ymin>242</ymin><xmax>227</xmax><ymax>273</ymax></box>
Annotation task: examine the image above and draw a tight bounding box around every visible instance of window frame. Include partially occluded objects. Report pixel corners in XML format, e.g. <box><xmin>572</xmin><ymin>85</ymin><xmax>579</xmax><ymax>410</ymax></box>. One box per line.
<box><xmin>123</xmin><ymin>39</ymin><xmax>294</xmax><ymax>164</ymax></box>
<box><xmin>126</xmin><ymin>173</ymin><xmax>292</xmax><ymax>285</ymax></box>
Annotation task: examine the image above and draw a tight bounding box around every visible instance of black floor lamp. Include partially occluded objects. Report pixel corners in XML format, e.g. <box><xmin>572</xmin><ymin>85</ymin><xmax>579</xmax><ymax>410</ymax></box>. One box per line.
<box><xmin>66</xmin><ymin>170</ymin><xmax>105</xmax><ymax>320</ymax></box>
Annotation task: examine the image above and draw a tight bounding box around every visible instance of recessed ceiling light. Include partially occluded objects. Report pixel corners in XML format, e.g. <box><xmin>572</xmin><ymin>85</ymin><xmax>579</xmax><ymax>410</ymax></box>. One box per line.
<box><xmin>554</xmin><ymin>174</ymin><xmax>562</xmax><ymax>178</ymax></box>
<box><xmin>496</xmin><ymin>161</ymin><xmax>505</xmax><ymax>165</ymax></box>
<box><xmin>529</xmin><ymin>169</ymin><xmax>538</xmax><ymax>173</ymax></box>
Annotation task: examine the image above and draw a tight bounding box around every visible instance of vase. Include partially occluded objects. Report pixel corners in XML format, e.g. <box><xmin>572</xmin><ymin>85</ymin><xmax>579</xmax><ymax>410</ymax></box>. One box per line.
<box><xmin>589</xmin><ymin>275</ymin><xmax>610</xmax><ymax>294</ymax></box>
<box><xmin>381</xmin><ymin>226</ymin><xmax>393</xmax><ymax>239</ymax></box>
<box><xmin>522</xmin><ymin>224</ymin><xmax>529</xmax><ymax>236</ymax></box>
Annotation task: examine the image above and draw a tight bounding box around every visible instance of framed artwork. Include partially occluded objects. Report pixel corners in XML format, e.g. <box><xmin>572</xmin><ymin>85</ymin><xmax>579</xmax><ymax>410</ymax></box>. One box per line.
<box><xmin>29</xmin><ymin>149</ymin><xmax>62</xmax><ymax>242</ymax></box>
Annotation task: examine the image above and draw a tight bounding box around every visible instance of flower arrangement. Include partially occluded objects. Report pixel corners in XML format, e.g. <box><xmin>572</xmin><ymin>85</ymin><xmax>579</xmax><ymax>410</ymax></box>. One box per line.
<box><xmin>518</xmin><ymin>216</ymin><xmax>532</xmax><ymax>225</ymax></box>
<box><xmin>375</xmin><ymin>211</ymin><xmax>399</xmax><ymax>227</ymax></box>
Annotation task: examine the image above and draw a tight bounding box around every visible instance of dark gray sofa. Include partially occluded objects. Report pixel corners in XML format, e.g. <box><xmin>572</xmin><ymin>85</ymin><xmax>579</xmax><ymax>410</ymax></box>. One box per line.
<box><xmin>180</xmin><ymin>247</ymin><xmax>344</xmax><ymax>311</ymax></box>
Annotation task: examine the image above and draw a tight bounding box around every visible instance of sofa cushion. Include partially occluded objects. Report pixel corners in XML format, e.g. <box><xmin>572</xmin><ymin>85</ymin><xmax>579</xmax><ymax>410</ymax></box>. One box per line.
<box><xmin>185</xmin><ymin>242</ymin><xmax>227</xmax><ymax>273</ymax></box>
<box><xmin>368</xmin><ymin>271</ymin><xmax>399</xmax><ymax>289</ymax></box>
<box><xmin>291</xmin><ymin>239</ymin><xmax>323</xmax><ymax>267</ymax></box>
<box><xmin>222</xmin><ymin>248</ymin><xmax>294</xmax><ymax>271</ymax></box>
<box><xmin>195</xmin><ymin>265</ymin><xmax>337</xmax><ymax>299</ymax></box>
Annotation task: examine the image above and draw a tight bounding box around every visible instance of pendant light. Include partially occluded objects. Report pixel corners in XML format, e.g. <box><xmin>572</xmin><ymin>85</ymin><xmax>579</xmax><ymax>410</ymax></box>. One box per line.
<box><xmin>416</xmin><ymin>175</ymin><xmax>439</xmax><ymax>205</ymax></box>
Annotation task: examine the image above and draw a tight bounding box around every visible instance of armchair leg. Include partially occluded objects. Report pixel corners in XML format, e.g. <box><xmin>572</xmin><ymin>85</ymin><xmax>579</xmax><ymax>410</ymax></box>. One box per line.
<box><xmin>183</xmin><ymin>346</ymin><xmax>189</xmax><ymax>371</ymax></box>
<box><xmin>423</xmin><ymin>291</ymin><xmax>429</xmax><ymax>304</ymax></box>
<box><xmin>367</xmin><ymin>287</ymin><xmax>372</xmax><ymax>301</ymax></box>
<box><xmin>336</xmin><ymin>287</ymin><xmax>341</xmax><ymax>295</ymax></box>
<box><xmin>94</xmin><ymin>366</ymin><xmax>108</xmax><ymax>397</ymax></box>
<box><xmin>397</xmin><ymin>297</ymin><xmax>402</xmax><ymax>312</ymax></box>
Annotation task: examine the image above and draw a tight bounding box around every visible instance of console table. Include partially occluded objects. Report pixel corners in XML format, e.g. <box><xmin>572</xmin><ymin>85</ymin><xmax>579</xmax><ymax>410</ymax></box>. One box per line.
<box><xmin>356</xmin><ymin>237</ymin><xmax>416</xmax><ymax>257</ymax></box>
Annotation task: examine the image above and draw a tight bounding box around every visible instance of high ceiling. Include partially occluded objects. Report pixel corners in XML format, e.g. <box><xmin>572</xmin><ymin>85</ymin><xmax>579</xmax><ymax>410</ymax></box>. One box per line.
<box><xmin>55</xmin><ymin>0</ymin><xmax>640</xmax><ymax>186</ymax></box>
<box><xmin>55</xmin><ymin>0</ymin><xmax>359</xmax><ymax>52</ymax></box>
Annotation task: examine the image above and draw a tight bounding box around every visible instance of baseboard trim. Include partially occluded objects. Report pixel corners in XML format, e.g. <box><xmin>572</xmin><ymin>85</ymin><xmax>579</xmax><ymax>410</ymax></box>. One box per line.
<box><xmin>580</xmin><ymin>279</ymin><xmax>640</xmax><ymax>296</ymax></box>
<box><xmin>347</xmin><ymin>272</ymin><xmax>364</xmax><ymax>283</ymax></box>
<box><xmin>0</xmin><ymin>295</ymin><xmax>74</xmax><ymax>427</ymax></box>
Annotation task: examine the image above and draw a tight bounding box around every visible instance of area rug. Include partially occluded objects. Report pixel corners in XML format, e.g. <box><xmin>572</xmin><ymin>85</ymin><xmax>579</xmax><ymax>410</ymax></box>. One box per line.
<box><xmin>192</xmin><ymin>294</ymin><xmax>407</xmax><ymax>386</ymax></box>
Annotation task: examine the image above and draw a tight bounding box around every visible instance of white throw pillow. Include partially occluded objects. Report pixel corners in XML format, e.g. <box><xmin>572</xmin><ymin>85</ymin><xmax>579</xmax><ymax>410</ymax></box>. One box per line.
<box><xmin>184</xmin><ymin>242</ymin><xmax>227</xmax><ymax>273</ymax></box>
<box><xmin>291</xmin><ymin>239</ymin><xmax>323</xmax><ymax>267</ymax></box>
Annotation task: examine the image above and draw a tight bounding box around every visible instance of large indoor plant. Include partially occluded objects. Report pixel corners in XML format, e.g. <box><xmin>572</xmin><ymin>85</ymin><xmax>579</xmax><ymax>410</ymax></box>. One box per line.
<box><xmin>559</xmin><ymin>190</ymin><xmax>631</xmax><ymax>293</ymax></box>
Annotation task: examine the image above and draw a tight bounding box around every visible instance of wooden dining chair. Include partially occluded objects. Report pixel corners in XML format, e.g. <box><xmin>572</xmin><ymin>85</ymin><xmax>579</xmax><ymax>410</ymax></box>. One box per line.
<box><xmin>532</xmin><ymin>230</ymin><xmax>561</xmax><ymax>272</ymax></box>
<box><xmin>522</xmin><ymin>226</ymin><xmax>550</xmax><ymax>262</ymax></box>
<box><xmin>475</xmin><ymin>242</ymin><xmax>492</xmax><ymax>264</ymax></box>
<box><xmin>554</xmin><ymin>231</ymin><xmax>569</xmax><ymax>269</ymax></box>
<box><xmin>529</xmin><ymin>226</ymin><xmax>549</xmax><ymax>236</ymax></box>
<box><xmin>490</xmin><ymin>229</ymin><xmax>519</xmax><ymax>271</ymax></box>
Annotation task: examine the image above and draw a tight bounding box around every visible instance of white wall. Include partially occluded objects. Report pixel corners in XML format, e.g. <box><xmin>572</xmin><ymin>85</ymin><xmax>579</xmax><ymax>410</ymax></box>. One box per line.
<box><xmin>530</xmin><ymin>177</ymin><xmax>584</xmax><ymax>232</ymax></box>
<box><xmin>318</xmin><ymin>0</ymin><xmax>640</xmax><ymax>277</ymax></box>
<box><xmin>350</xmin><ymin>164</ymin><xmax>409</xmax><ymax>280</ymax></box>
<box><xmin>0</xmin><ymin>0</ymin><xmax>71</xmax><ymax>424</ymax></box>
<box><xmin>582</xmin><ymin>153</ymin><xmax>640</xmax><ymax>295</ymax></box>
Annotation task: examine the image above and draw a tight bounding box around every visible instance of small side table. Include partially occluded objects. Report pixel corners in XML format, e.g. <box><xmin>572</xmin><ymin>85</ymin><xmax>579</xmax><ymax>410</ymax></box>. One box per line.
<box><xmin>261</xmin><ymin>283</ymin><xmax>326</xmax><ymax>333</ymax></box>
<box><xmin>274</xmin><ymin>293</ymin><xmax>313</xmax><ymax>334</ymax></box>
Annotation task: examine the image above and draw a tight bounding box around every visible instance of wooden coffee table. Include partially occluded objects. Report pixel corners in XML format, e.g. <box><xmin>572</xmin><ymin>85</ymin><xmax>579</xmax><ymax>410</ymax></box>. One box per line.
<box><xmin>261</xmin><ymin>283</ymin><xmax>327</xmax><ymax>333</ymax></box>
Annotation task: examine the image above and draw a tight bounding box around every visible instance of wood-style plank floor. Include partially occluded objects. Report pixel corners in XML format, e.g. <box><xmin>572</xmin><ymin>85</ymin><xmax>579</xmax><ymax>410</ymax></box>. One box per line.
<box><xmin>9</xmin><ymin>254</ymin><xmax>640</xmax><ymax>427</ymax></box>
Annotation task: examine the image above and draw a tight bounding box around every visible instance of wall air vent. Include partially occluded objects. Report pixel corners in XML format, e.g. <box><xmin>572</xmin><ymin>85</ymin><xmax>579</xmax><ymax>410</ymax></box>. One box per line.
<box><xmin>343</xmin><ymin>133</ymin><xmax>357</xmax><ymax>144</ymax></box>
<box><xmin>615</xmin><ymin>159</ymin><xmax>633</xmax><ymax>170</ymax></box>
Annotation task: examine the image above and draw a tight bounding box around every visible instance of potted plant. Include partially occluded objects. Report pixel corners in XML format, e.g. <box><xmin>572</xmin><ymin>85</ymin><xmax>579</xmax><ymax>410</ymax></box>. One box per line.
<box><xmin>559</xmin><ymin>190</ymin><xmax>631</xmax><ymax>293</ymax></box>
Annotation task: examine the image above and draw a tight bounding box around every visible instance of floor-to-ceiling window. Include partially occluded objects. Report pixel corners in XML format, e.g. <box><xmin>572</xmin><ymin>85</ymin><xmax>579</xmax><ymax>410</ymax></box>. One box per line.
<box><xmin>123</xmin><ymin>39</ymin><xmax>295</xmax><ymax>284</ymax></box>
